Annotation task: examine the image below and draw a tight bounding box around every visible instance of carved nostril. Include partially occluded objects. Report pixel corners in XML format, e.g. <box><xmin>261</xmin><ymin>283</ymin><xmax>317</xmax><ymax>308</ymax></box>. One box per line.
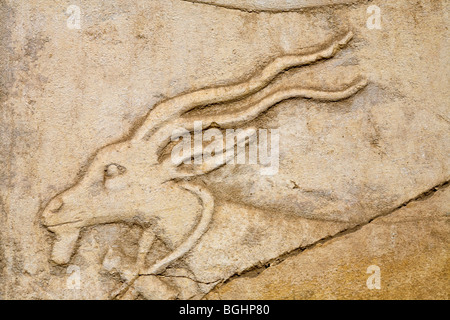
<box><xmin>48</xmin><ymin>197</ymin><xmax>64</xmax><ymax>213</ymax></box>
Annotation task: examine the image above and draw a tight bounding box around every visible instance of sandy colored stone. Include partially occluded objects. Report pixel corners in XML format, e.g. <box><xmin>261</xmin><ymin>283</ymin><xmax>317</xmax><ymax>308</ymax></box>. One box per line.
<box><xmin>0</xmin><ymin>0</ymin><xmax>448</xmax><ymax>299</ymax></box>
<box><xmin>207</xmin><ymin>185</ymin><xmax>450</xmax><ymax>300</ymax></box>
<box><xmin>183</xmin><ymin>0</ymin><xmax>364</xmax><ymax>12</ymax></box>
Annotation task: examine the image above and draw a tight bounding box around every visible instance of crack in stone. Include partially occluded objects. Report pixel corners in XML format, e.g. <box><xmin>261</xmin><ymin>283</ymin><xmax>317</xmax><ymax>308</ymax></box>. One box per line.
<box><xmin>434</xmin><ymin>112</ymin><xmax>450</xmax><ymax>125</ymax></box>
<box><xmin>157</xmin><ymin>274</ymin><xmax>220</xmax><ymax>286</ymax></box>
<box><xmin>205</xmin><ymin>179</ymin><xmax>450</xmax><ymax>298</ymax></box>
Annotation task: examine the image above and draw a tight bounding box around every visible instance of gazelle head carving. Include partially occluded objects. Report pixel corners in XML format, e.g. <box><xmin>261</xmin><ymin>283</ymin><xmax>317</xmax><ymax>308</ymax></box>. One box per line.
<box><xmin>41</xmin><ymin>130</ymin><xmax>243</xmax><ymax>265</ymax></box>
<box><xmin>42</xmin><ymin>30</ymin><xmax>367</xmax><ymax>267</ymax></box>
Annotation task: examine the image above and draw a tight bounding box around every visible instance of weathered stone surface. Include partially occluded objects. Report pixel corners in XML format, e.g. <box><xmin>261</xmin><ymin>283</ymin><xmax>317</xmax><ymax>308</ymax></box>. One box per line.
<box><xmin>0</xmin><ymin>0</ymin><xmax>448</xmax><ymax>299</ymax></box>
<box><xmin>183</xmin><ymin>0</ymin><xmax>364</xmax><ymax>12</ymax></box>
<box><xmin>206</xmin><ymin>185</ymin><xmax>450</xmax><ymax>300</ymax></box>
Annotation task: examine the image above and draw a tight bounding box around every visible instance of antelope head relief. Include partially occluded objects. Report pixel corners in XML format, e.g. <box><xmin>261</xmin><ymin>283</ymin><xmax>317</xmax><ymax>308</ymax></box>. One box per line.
<box><xmin>41</xmin><ymin>31</ymin><xmax>367</xmax><ymax>283</ymax></box>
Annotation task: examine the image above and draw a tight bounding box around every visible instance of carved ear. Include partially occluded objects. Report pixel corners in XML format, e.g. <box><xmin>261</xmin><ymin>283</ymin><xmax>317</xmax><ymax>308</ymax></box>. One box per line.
<box><xmin>166</xmin><ymin>127</ymin><xmax>257</xmax><ymax>178</ymax></box>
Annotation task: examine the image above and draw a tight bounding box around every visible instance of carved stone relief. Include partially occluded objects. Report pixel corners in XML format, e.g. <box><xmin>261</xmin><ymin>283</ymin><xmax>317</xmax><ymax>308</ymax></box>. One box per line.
<box><xmin>0</xmin><ymin>0</ymin><xmax>448</xmax><ymax>300</ymax></box>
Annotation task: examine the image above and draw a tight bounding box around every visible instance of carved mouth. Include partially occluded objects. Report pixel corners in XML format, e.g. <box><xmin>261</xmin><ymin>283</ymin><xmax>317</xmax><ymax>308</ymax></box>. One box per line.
<box><xmin>49</xmin><ymin>227</ymin><xmax>81</xmax><ymax>265</ymax></box>
<box><xmin>46</xmin><ymin>219</ymin><xmax>83</xmax><ymax>229</ymax></box>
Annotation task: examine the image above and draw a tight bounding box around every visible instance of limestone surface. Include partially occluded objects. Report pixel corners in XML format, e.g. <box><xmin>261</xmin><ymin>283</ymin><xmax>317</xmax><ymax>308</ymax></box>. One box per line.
<box><xmin>206</xmin><ymin>184</ymin><xmax>450</xmax><ymax>300</ymax></box>
<box><xmin>0</xmin><ymin>0</ymin><xmax>448</xmax><ymax>300</ymax></box>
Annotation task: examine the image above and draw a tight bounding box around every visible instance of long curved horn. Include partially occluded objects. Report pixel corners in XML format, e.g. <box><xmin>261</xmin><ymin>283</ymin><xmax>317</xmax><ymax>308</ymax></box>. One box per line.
<box><xmin>149</xmin><ymin>77</ymin><xmax>367</xmax><ymax>158</ymax></box>
<box><xmin>132</xmin><ymin>31</ymin><xmax>354</xmax><ymax>142</ymax></box>
<box><xmin>189</xmin><ymin>77</ymin><xmax>368</xmax><ymax>128</ymax></box>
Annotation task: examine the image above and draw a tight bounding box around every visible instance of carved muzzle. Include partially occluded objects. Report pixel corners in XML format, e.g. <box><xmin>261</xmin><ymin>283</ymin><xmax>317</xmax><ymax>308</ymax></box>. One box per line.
<box><xmin>42</xmin><ymin>195</ymin><xmax>82</xmax><ymax>265</ymax></box>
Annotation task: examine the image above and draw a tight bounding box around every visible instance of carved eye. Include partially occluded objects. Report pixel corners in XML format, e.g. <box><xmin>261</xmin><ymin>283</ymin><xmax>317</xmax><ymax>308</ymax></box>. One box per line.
<box><xmin>104</xmin><ymin>164</ymin><xmax>126</xmax><ymax>179</ymax></box>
